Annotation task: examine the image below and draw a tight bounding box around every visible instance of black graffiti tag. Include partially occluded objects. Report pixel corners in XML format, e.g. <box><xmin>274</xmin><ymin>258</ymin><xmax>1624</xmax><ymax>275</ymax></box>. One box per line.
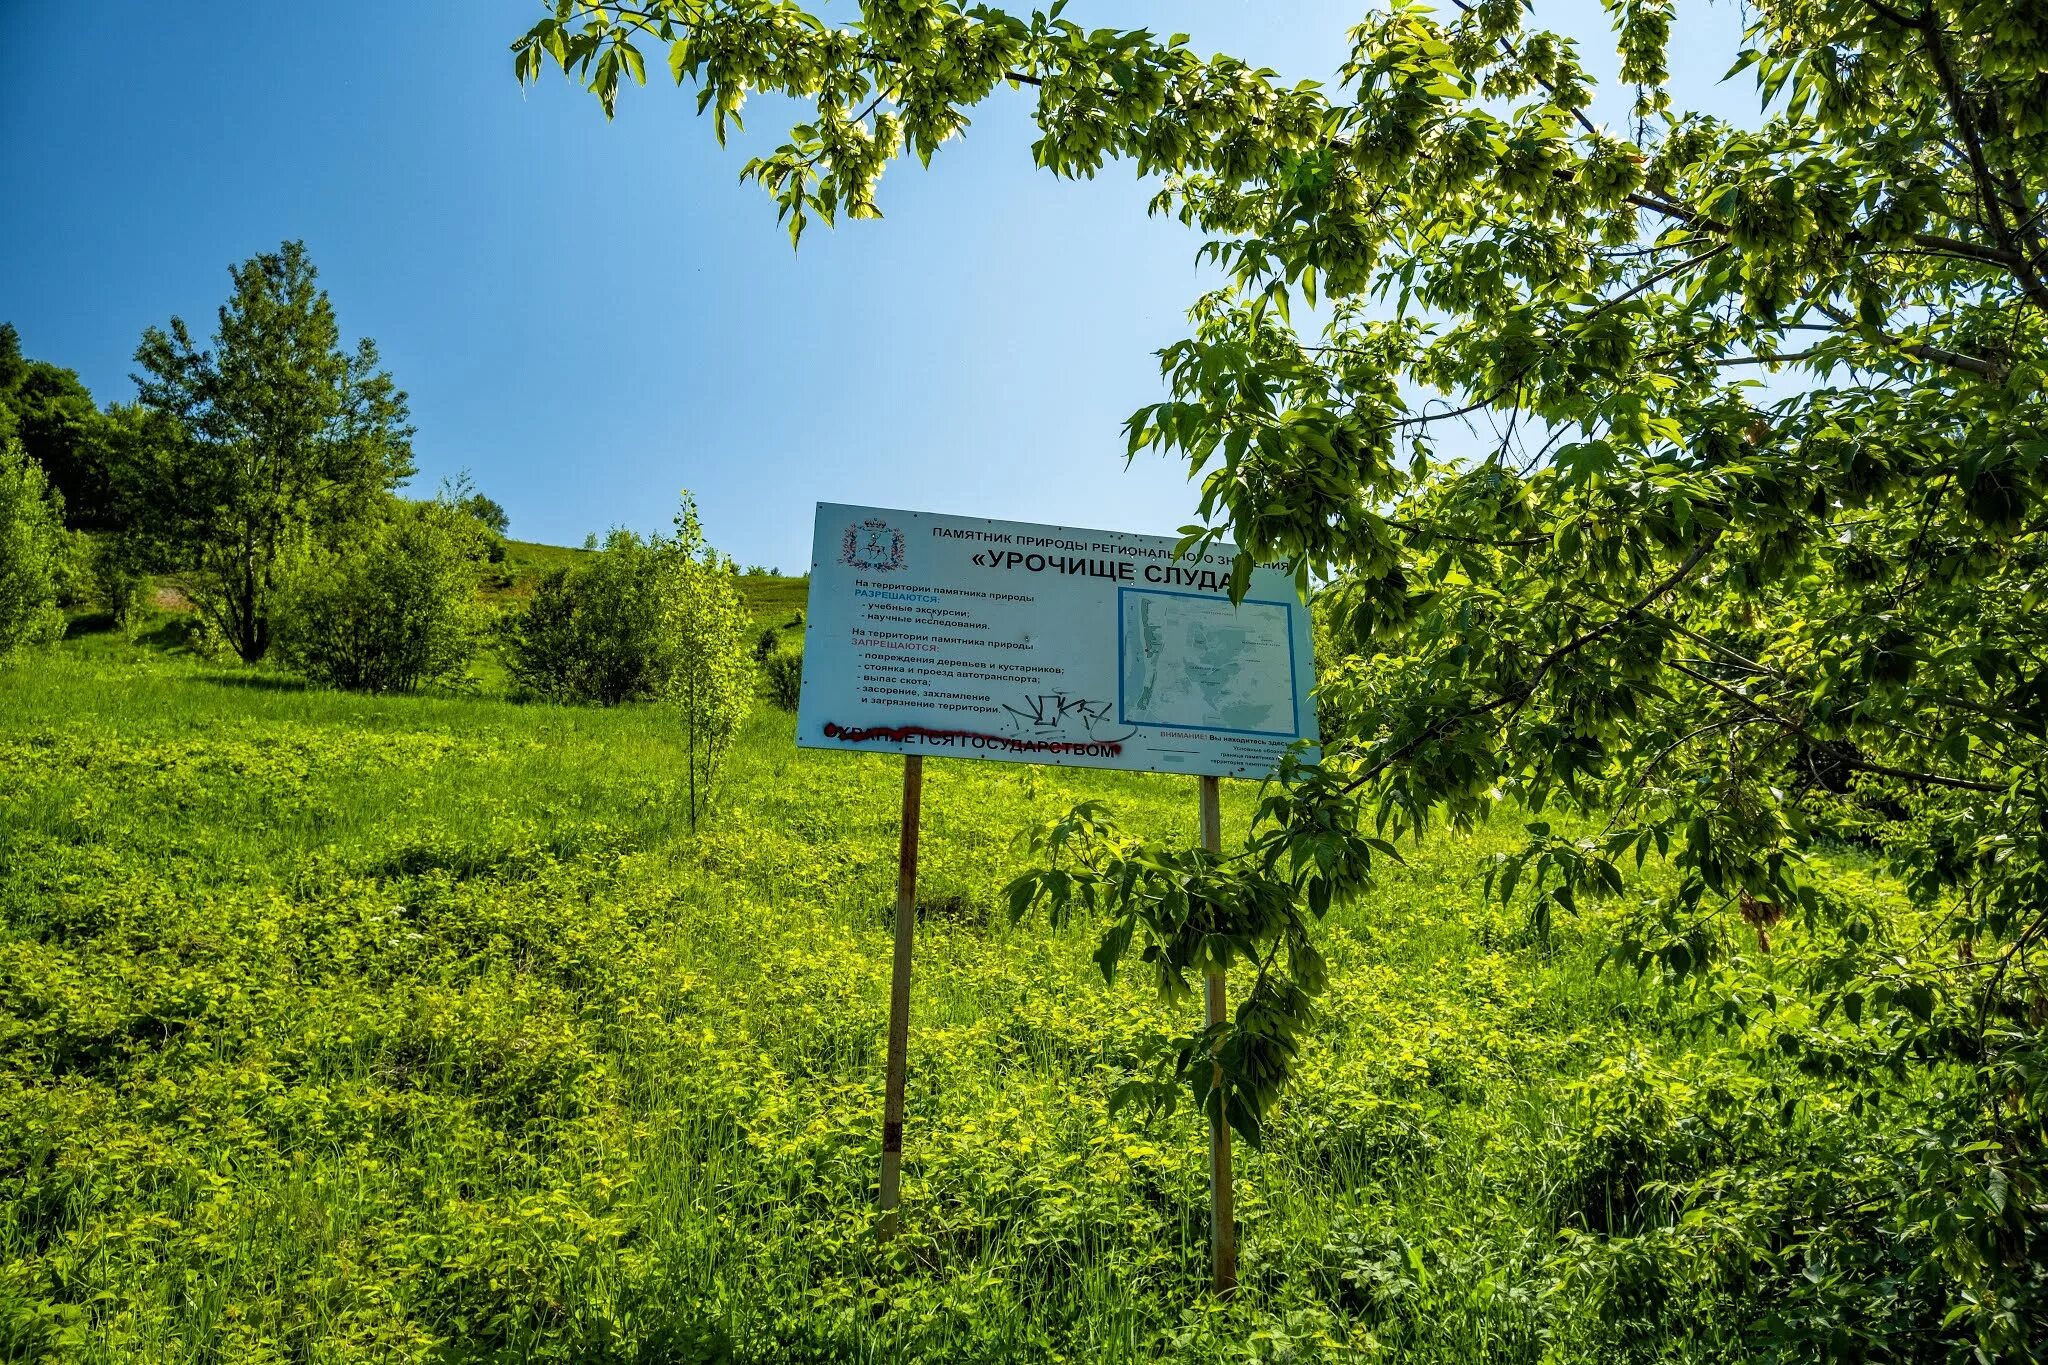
<box><xmin>1003</xmin><ymin>692</ymin><xmax>1117</xmax><ymax>735</ymax></box>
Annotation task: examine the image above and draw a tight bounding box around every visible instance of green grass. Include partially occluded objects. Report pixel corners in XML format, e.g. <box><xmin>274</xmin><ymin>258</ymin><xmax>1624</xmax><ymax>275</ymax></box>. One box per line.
<box><xmin>733</xmin><ymin>573</ymin><xmax>810</xmax><ymax>626</ymax></box>
<box><xmin>0</xmin><ymin>634</ymin><xmax>1914</xmax><ymax>1362</ymax></box>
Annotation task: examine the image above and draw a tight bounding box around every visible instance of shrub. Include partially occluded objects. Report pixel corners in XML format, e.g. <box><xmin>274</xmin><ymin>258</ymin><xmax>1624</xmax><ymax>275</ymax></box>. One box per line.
<box><xmin>51</xmin><ymin>530</ymin><xmax>97</xmax><ymax>608</ymax></box>
<box><xmin>272</xmin><ymin>500</ymin><xmax>486</xmax><ymax>693</ymax></box>
<box><xmin>753</xmin><ymin>625</ymin><xmax>779</xmax><ymax>662</ymax></box>
<box><xmin>763</xmin><ymin>649</ymin><xmax>803</xmax><ymax>712</ymax></box>
<box><xmin>91</xmin><ymin>536</ymin><xmax>148</xmax><ymax>630</ymax></box>
<box><xmin>501</xmin><ymin>530</ymin><xmax>675</xmax><ymax>705</ymax></box>
<box><xmin>0</xmin><ymin>439</ymin><xmax>66</xmax><ymax>654</ymax></box>
<box><xmin>500</xmin><ymin>494</ymin><xmax>752</xmax><ymax>823</ymax></box>
<box><xmin>47</xmin><ymin>531</ymin><xmax>142</xmax><ymax>627</ymax></box>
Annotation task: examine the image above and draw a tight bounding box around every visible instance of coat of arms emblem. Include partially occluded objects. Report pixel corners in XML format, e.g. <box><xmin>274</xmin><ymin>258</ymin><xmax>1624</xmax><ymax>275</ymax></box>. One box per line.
<box><xmin>841</xmin><ymin>517</ymin><xmax>907</xmax><ymax>572</ymax></box>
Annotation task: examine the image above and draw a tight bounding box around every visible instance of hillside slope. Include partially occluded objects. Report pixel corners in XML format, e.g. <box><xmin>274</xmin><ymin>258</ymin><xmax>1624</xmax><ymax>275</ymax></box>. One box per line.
<box><xmin>0</xmin><ymin>636</ymin><xmax>1918</xmax><ymax>1362</ymax></box>
<box><xmin>483</xmin><ymin>539</ymin><xmax>809</xmax><ymax>622</ymax></box>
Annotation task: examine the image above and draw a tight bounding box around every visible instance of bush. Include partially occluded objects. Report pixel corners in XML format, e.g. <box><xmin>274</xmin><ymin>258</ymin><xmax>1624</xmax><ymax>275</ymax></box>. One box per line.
<box><xmin>500</xmin><ymin>494</ymin><xmax>752</xmax><ymax>824</ymax></box>
<box><xmin>753</xmin><ymin>625</ymin><xmax>779</xmax><ymax>662</ymax></box>
<box><xmin>91</xmin><ymin>537</ymin><xmax>148</xmax><ymax>630</ymax></box>
<box><xmin>763</xmin><ymin>648</ymin><xmax>803</xmax><ymax>711</ymax></box>
<box><xmin>0</xmin><ymin>440</ymin><xmax>66</xmax><ymax>654</ymax></box>
<box><xmin>51</xmin><ymin>530</ymin><xmax>96</xmax><ymax>608</ymax></box>
<box><xmin>501</xmin><ymin>530</ymin><xmax>675</xmax><ymax>705</ymax></box>
<box><xmin>272</xmin><ymin>500</ymin><xmax>486</xmax><ymax>693</ymax></box>
<box><xmin>46</xmin><ymin>531</ymin><xmax>142</xmax><ymax>627</ymax></box>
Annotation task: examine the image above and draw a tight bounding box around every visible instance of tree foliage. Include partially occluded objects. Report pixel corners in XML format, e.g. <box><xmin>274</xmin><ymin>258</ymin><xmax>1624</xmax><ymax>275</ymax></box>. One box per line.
<box><xmin>502</xmin><ymin>493</ymin><xmax>753</xmax><ymax>822</ymax></box>
<box><xmin>131</xmin><ymin>242</ymin><xmax>415</xmax><ymax>662</ymax></box>
<box><xmin>460</xmin><ymin>491</ymin><xmax>511</xmax><ymax>537</ymax></box>
<box><xmin>522</xmin><ymin>0</ymin><xmax>2048</xmax><ymax>1348</ymax></box>
<box><xmin>441</xmin><ymin>467</ymin><xmax>513</xmax><ymax>537</ymax></box>
<box><xmin>0</xmin><ymin>439</ymin><xmax>67</xmax><ymax>655</ymax></box>
<box><xmin>0</xmin><ymin>323</ymin><xmax>122</xmax><ymax>533</ymax></box>
<box><xmin>762</xmin><ymin>646</ymin><xmax>803</xmax><ymax>711</ymax></box>
<box><xmin>665</xmin><ymin>494</ymin><xmax>755</xmax><ymax>827</ymax></box>
<box><xmin>272</xmin><ymin>498</ymin><xmax>490</xmax><ymax>694</ymax></box>
<box><xmin>504</xmin><ymin>529</ymin><xmax>683</xmax><ymax>705</ymax></box>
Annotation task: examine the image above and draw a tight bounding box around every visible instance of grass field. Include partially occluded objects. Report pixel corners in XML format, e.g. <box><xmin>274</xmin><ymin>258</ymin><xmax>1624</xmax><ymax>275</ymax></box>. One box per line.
<box><xmin>0</xmin><ymin>605</ymin><xmax>1918</xmax><ymax>1362</ymax></box>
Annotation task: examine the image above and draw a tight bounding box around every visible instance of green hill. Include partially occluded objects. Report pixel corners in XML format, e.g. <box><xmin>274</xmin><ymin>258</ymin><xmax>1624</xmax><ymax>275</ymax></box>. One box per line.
<box><xmin>0</xmin><ymin>629</ymin><xmax>1926</xmax><ymax>1362</ymax></box>
<box><xmin>488</xmin><ymin>538</ymin><xmax>809</xmax><ymax>625</ymax></box>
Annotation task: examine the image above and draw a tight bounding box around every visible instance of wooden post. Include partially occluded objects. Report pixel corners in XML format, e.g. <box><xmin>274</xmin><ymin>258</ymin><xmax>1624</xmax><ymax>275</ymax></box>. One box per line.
<box><xmin>877</xmin><ymin>754</ymin><xmax>923</xmax><ymax>1236</ymax></box>
<box><xmin>1200</xmin><ymin>774</ymin><xmax>1238</xmax><ymax>1295</ymax></box>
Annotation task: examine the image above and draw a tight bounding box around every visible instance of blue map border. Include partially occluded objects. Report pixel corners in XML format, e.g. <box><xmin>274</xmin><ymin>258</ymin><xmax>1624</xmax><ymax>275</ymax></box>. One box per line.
<box><xmin>1115</xmin><ymin>586</ymin><xmax>1301</xmax><ymax>738</ymax></box>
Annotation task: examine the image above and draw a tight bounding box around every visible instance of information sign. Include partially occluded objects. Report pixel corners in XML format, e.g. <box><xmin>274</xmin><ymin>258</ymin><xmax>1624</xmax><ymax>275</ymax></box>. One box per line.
<box><xmin>797</xmin><ymin>503</ymin><xmax>1317</xmax><ymax>778</ymax></box>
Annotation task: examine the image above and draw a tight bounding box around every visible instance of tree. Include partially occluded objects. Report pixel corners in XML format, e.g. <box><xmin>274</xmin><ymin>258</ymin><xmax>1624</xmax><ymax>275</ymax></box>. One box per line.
<box><xmin>521</xmin><ymin>2</ymin><xmax>2047</xmax><ymax>1349</ymax></box>
<box><xmin>460</xmin><ymin>491</ymin><xmax>511</xmax><ymax>536</ymax></box>
<box><xmin>663</xmin><ymin>493</ymin><xmax>754</xmax><ymax>827</ymax></box>
<box><xmin>131</xmin><ymin>242</ymin><xmax>415</xmax><ymax>662</ymax></box>
<box><xmin>440</xmin><ymin>467</ymin><xmax>512</xmax><ymax>536</ymax></box>
<box><xmin>0</xmin><ymin>324</ymin><xmax>118</xmax><ymax>531</ymax></box>
<box><xmin>0</xmin><ymin>325</ymin><xmax>25</xmax><ymax>399</ymax></box>
<box><xmin>272</xmin><ymin>498</ymin><xmax>488</xmax><ymax>693</ymax></box>
<box><xmin>0</xmin><ymin>439</ymin><xmax>66</xmax><ymax>655</ymax></box>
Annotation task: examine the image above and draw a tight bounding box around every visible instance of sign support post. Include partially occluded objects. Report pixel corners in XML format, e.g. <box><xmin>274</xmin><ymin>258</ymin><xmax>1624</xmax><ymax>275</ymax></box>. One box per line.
<box><xmin>802</xmin><ymin>506</ymin><xmax>1316</xmax><ymax>1257</ymax></box>
<box><xmin>877</xmin><ymin>753</ymin><xmax>923</xmax><ymax>1237</ymax></box>
<box><xmin>1200</xmin><ymin>774</ymin><xmax>1238</xmax><ymax>1295</ymax></box>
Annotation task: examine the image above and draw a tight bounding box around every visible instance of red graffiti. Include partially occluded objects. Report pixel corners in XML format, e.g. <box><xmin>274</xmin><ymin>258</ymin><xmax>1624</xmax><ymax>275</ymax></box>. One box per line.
<box><xmin>821</xmin><ymin>721</ymin><xmax>1123</xmax><ymax>757</ymax></box>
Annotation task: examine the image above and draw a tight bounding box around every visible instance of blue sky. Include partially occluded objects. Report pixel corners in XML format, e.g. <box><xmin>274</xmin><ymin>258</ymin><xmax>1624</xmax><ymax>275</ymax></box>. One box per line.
<box><xmin>0</xmin><ymin>1</ymin><xmax>1754</xmax><ymax>572</ymax></box>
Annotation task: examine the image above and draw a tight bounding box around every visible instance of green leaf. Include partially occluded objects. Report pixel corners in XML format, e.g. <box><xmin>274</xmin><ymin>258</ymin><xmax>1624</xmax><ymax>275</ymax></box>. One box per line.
<box><xmin>1094</xmin><ymin>915</ymin><xmax>1136</xmax><ymax>984</ymax></box>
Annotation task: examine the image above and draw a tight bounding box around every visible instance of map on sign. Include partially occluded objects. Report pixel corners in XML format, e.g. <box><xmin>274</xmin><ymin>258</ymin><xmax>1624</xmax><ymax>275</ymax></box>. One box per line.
<box><xmin>1119</xmin><ymin>589</ymin><xmax>1298</xmax><ymax>736</ymax></box>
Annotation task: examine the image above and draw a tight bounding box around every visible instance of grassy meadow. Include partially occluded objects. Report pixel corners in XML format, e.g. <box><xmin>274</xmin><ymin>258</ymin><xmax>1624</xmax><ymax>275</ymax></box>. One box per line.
<box><xmin>0</xmin><ymin>592</ymin><xmax>1913</xmax><ymax>1363</ymax></box>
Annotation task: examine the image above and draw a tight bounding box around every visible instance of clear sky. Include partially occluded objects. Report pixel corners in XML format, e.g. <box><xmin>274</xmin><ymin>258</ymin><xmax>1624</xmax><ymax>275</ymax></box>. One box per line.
<box><xmin>0</xmin><ymin>1</ymin><xmax>1753</xmax><ymax>572</ymax></box>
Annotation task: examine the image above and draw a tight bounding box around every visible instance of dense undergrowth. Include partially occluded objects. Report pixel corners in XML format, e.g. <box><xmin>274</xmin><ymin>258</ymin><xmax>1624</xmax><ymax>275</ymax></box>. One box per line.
<box><xmin>0</xmin><ymin>639</ymin><xmax>1965</xmax><ymax>1362</ymax></box>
